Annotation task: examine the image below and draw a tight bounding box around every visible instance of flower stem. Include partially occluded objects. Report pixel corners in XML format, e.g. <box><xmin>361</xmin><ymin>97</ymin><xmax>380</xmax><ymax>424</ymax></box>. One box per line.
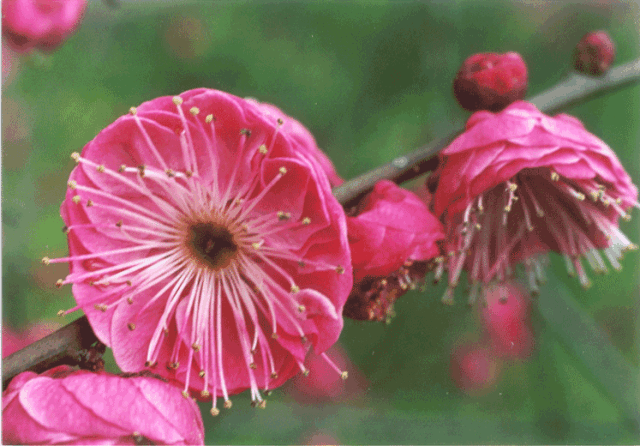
<box><xmin>3</xmin><ymin>57</ymin><xmax>640</xmax><ymax>391</ymax></box>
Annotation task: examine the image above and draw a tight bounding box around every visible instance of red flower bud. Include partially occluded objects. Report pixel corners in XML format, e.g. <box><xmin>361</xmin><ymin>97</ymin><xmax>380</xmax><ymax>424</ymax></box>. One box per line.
<box><xmin>453</xmin><ymin>52</ymin><xmax>528</xmax><ymax>112</ymax></box>
<box><xmin>449</xmin><ymin>342</ymin><xmax>500</xmax><ymax>395</ymax></box>
<box><xmin>573</xmin><ymin>31</ymin><xmax>615</xmax><ymax>76</ymax></box>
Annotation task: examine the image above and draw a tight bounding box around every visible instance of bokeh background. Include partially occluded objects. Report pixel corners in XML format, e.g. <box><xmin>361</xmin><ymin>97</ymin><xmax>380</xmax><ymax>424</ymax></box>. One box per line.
<box><xmin>2</xmin><ymin>0</ymin><xmax>639</xmax><ymax>443</ymax></box>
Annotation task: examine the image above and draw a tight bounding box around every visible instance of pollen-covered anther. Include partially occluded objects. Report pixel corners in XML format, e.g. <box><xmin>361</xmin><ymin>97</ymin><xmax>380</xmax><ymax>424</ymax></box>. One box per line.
<box><xmin>96</xmin><ymin>165</ymin><xmax>105</xmax><ymax>173</ymax></box>
<box><xmin>297</xmin><ymin>305</ymin><xmax>306</xmax><ymax>313</ymax></box>
<box><xmin>185</xmin><ymin>170</ymin><xmax>193</xmax><ymax>178</ymax></box>
<box><xmin>129</xmin><ymin>106</ymin><xmax>137</xmax><ymax>115</ymax></box>
<box><xmin>118</xmin><ymin>164</ymin><xmax>126</xmax><ymax>173</ymax></box>
<box><xmin>277</xmin><ymin>211</ymin><xmax>291</xmax><ymax>221</ymax></box>
<box><xmin>210</xmin><ymin>407</ymin><xmax>220</xmax><ymax>416</ymax></box>
<box><xmin>198</xmin><ymin>370</ymin><xmax>205</xmax><ymax>378</ymax></box>
<box><xmin>301</xmin><ymin>217</ymin><xmax>311</xmax><ymax>225</ymax></box>
<box><xmin>200</xmin><ymin>389</ymin><xmax>210</xmax><ymax>397</ymax></box>
<box><xmin>86</xmin><ymin>200</ymin><xmax>94</xmax><ymax>207</ymax></box>
<box><xmin>205</xmin><ymin>114</ymin><xmax>214</xmax><ymax>123</ymax></box>
<box><xmin>42</xmin><ymin>257</ymin><xmax>50</xmax><ymax>265</ymax></box>
<box><xmin>336</xmin><ymin>265</ymin><xmax>345</xmax><ymax>274</ymax></box>
<box><xmin>181</xmin><ymin>390</ymin><xmax>189</xmax><ymax>399</ymax></box>
<box><xmin>189</xmin><ymin>107</ymin><xmax>200</xmax><ymax>116</ymax></box>
<box><xmin>144</xmin><ymin>361</ymin><xmax>156</xmax><ymax>367</ymax></box>
<box><xmin>70</xmin><ymin>152</ymin><xmax>80</xmax><ymax>163</ymax></box>
<box><xmin>115</xmin><ymin>220</ymin><xmax>123</xmax><ymax>228</ymax></box>
<box><xmin>137</xmin><ymin>165</ymin><xmax>146</xmax><ymax>177</ymax></box>
<box><xmin>277</xmin><ymin>118</ymin><xmax>284</xmax><ymax>125</ymax></box>
<box><xmin>249</xmin><ymin>362</ymin><xmax>257</xmax><ymax>369</ymax></box>
<box><xmin>279</xmin><ymin>166</ymin><xmax>287</xmax><ymax>175</ymax></box>
<box><xmin>290</xmin><ymin>284</ymin><xmax>300</xmax><ymax>294</ymax></box>
<box><xmin>94</xmin><ymin>304</ymin><xmax>108</xmax><ymax>312</ymax></box>
<box><xmin>192</xmin><ymin>343</ymin><xmax>200</xmax><ymax>352</ymax></box>
<box><xmin>57</xmin><ymin>310</ymin><xmax>65</xmax><ymax>317</ymax></box>
<box><xmin>72</xmin><ymin>195</ymin><xmax>81</xmax><ymax>204</ymax></box>
<box><xmin>172</xmin><ymin>96</ymin><xmax>183</xmax><ymax>106</ymax></box>
<box><xmin>258</xmin><ymin>144</ymin><xmax>268</xmax><ymax>154</ymax></box>
<box><xmin>127</xmin><ymin>323</ymin><xmax>136</xmax><ymax>331</ymax></box>
<box><xmin>270</xmin><ymin>372</ymin><xmax>278</xmax><ymax>379</ymax></box>
<box><xmin>165</xmin><ymin>169</ymin><xmax>175</xmax><ymax>178</ymax></box>
<box><xmin>168</xmin><ymin>362</ymin><xmax>179</xmax><ymax>370</ymax></box>
<box><xmin>341</xmin><ymin>371</ymin><xmax>349</xmax><ymax>380</ymax></box>
<box><xmin>258</xmin><ymin>400</ymin><xmax>267</xmax><ymax>409</ymax></box>
<box><xmin>55</xmin><ymin>279</ymin><xmax>64</xmax><ymax>288</ymax></box>
<box><xmin>302</xmin><ymin>369</ymin><xmax>310</xmax><ymax>377</ymax></box>
<box><xmin>271</xmin><ymin>332</ymin><xmax>279</xmax><ymax>339</ymax></box>
<box><xmin>223</xmin><ymin>400</ymin><xmax>233</xmax><ymax>409</ymax></box>
<box><xmin>551</xmin><ymin>171</ymin><xmax>560</xmax><ymax>181</ymax></box>
<box><xmin>67</xmin><ymin>180</ymin><xmax>77</xmax><ymax>189</ymax></box>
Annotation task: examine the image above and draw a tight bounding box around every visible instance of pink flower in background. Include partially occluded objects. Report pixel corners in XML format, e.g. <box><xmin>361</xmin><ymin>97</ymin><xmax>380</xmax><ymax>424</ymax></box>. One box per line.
<box><xmin>432</xmin><ymin>101</ymin><xmax>639</xmax><ymax>303</ymax></box>
<box><xmin>288</xmin><ymin>342</ymin><xmax>368</xmax><ymax>403</ymax></box>
<box><xmin>45</xmin><ymin>89</ymin><xmax>352</xmax><ymax>413</ymax></box>
<box><xmin>2</xmin><ymin>366</ymin><xmax>204</xmax><ymax>445</ymax></box>
<box><xmin>2</xmin><ymin>322</ymin><xmax>60</xmax><ymax>358</ymax></box>
<box><xmin>246</xmin><ymin>99</ymin><xmax>344</xmax><ymax>187</ymax></box>
<box><xmin>2</xmin><ymin>0</ymin><xmax>87</xmax><ymax>53</ymax></box>
<box><xmin>449</xmin><ymin>342</ymin><xmax>501</xmax><ymax>396</ymax></box>
<box><xmin>453</xmin><ymin>52</ymin><xmax>528</xmax><ymax>112</ymax></box>
<box><xmin>344</xmin><ymin>180</ymin><xmax>444</xmax><ymax>321</ymax></box>
<box><xmin>480</xmin><ymin>282</ymin><xmax>534</xmax><ymax>359</ymax></box>
<box><xmin>573</xmin><ymin>30</ymin><xmax>615</xmax><ymax>76</ymax></box>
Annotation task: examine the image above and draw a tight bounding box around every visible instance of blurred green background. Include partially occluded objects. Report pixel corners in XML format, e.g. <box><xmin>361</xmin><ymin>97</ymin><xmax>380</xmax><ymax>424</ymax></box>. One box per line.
<box><xmin>2</xmin><ymin>0</ymin><xmax>639</xmax><ymax>443</ymax></box>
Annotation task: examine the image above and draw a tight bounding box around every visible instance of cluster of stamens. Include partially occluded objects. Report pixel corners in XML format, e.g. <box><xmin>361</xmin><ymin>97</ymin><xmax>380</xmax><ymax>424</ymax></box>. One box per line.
<box><xmin>44</xmin><ymin>96</ymin><xmax>349</xmax><ymax>415</ymax></box>
<box><xmin>439</xmin><ymin>167</ymin><xmax>639</xmax><ymax>304</ymax></box>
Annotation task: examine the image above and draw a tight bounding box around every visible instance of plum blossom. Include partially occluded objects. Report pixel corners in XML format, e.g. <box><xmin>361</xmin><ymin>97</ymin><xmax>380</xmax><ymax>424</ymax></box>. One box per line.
<box><xmin>44</xmin><ymin>89</ymin><xmax>352</xmax><ymax>413</ymax></box>
<box><xmin>2</xmin><ymin>366</ymin><xmax>204</xmax><ymax>445</ymax></box>
<box><xmin>2</xmin><ymin>0</ymin><xmax>87</xmax><ymax>53</ymax></box>
<box><xmin>432</xmin><ymin>101</ymin><xmax>639</xmax><ymax>303</ymax></box>
<box><xmin>344</xmin><ymin>180</ymin><xmax>444</xmax><ymax>321</ymax></box>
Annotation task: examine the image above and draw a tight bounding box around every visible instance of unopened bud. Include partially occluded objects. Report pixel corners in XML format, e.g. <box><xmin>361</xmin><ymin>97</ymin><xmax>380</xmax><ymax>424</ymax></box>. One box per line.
<box><xmin>573</xmin><ymin>31</ymin><xmax>615</xmax><ymax>76</ymax></box>
<box><xmin>453</xmin><ymin>52</ymin><xmax>527</xmax><ymax>112</ymax></box>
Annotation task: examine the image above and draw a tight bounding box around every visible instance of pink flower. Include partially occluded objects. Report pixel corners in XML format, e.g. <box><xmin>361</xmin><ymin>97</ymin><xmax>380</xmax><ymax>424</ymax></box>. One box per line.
<box><xmin>343</xmin><ymin>180</ymin><xmax>444</xmax><ymax>321</ymax></box>
<box><xmin>573</xmin><ymin>30</ymin><xmax>615</xmax><ymax>76</ymax></box>
<box><xmin>2</xmin><ymin>366</ymin><xmax>204</xmax><ymax>445</ymax></box>
<box><xmin>45</xmin><ymin>89</ymin><xmax>353</xmax><ymax>412</ymax></box>
<box><xmin>2</xmin><ymin>0</ymin><xmax>87</xmax><ymax>53</ymax></box>
<box><xmin>288</xmin><ymin>342</ymin><xmax>368</xmax><ymax>403</ymax></box>
<box><xmin>2</xmin><ymin>322</ymin><xmax>60</xmax><ymax>358</ymax></box>
<box><xmin>453</xmin><ymin>52</ymin><xmax>528</xmax><ymax>112</ymax></box>
<box><xmin>480</xmin><ymin>282</ymin><xmax>534</xmax><ymax>360</ymax></box>
<box><xmin>245</xmin><ymin>99</ymin><xmax>344</xmax><ymax>187</ymax></box>
<box><xmin>432</xmin><ymin>101</ymin><xmax>639</xmax><ymax>301</ymax></box>
<box><xmin>449</xmin><ymin>341</ymin><xmax>500</xmax><ymax>395</ymax></box>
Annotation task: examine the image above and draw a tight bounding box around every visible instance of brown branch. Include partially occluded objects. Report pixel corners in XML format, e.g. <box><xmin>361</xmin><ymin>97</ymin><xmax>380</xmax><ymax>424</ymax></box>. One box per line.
<box><xmin>3</xmin><ymin>57</ymin><xmax>640</xmax><ymax>391</ymax></box>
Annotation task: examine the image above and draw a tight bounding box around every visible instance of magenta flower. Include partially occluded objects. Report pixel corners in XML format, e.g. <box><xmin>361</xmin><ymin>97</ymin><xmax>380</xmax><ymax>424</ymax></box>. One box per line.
<box><xmin>2</xmin><ymin>0</ymin><xmax>87</xmax><ymax>53</ymax></box>
<box><xmin>432</xmin><ymin>101</ymin><xmax>638</xmax><ymax>301</ymax></box>
<box><xmin>453</xmin><ymin>52</ymin><xmax>528</xmax><ymax>112</ymax></box>
<box><xmin>245</xmin><ymin>99</ymin><xmax>344</xmax><ymax>186</ymax></box>
<box><xmin>479</xmin><ymin>282</ymin><xmax>534</xmax><ymax>360</ymax></box>
<box><xmin>344</xmin><ymin>180</ymin><xmax>444</xmax><ymax>321</ymax></box>
<box><xmin>2</xmin><ymin>366</ymin><xmax>204</xmax><ymax>445</ymax></box>
<box><xmin>45</xmin><ymin>89</ymin><xmax>352</xmax><ymax>412</ymax></box>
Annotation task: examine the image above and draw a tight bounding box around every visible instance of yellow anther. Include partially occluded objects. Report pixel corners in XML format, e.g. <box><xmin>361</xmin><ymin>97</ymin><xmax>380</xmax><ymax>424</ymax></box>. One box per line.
<box><xmin>277</xmin><ymin>211</ymin><xmax>290</xmax><ymax>221</ymax></box>
<box><xmin>192</xmin><ymin>343</ymin><xmax>201</xmax><ymax>352</ymax></box>
<box><xmin>252</xmin><ymin>242</ymin><xmax>261</xmax><ymax>250</ymax></box>
<box><xmin>223</xmin><ymin>400</ymin><xmax>233</xmax><ymax>409</ymax></box>
<box><xmin>336</xmin><ymin>265</ymin><xmax>345</xmax><ymax>274</ymax></box>
<box><xmin>623</xmin><ymin>213</ymin><xmax>632</xmax><ymax>222</ymax></box>
<box><xmin>172</xmin><ymin>96</ymin><xmax>183</xmax><ymax>105</ymax></box>
<box><xmin>210</xmin><ymin>407</ymin><xmax>220</xmax><ymax>416</ymax></box>
<box><xmin>616</xmin><ymin>198</ymin><xmax>623</xmax><ymax>205</ymax></box>
<box><xmin>129</xmin><ymin>106</ymin><xmax>137</xmax><ymax>115</ymax></box>
<box><xmin>165</xmin><ymin>169</ymin><xmax>175</xmax><ymax>178</ymax></box>
<box><xmin>291</xmin><ymin>284</ymin><xmax>300</xmax><ymax>294</ymax></box>
<box><xmin>86</xmin><ymin>200</ymin><xmax>94</xmax><ymax>207</ymax></box>
<box><xmin>185</xmin><ymin>170</ymin><xmax>193</xmax><ymax>178</ymax></box>
<box><xmin>258</xmin><ymin>400</ymin><xmax>267</xmax><ymax>409</ymax></box>
<box><xmin>298</xmin><ymin>305</ymin><xmax>306</xmax><ymax>313</ymax></box>
<box><xmin>72</xmin><ymin>195</ymin><xmax>81</xmax><ymax>204</ymax></box>
<box><xmin>42</xmin><ymin>257</ymin><xmax>50</xmax><ymax>265</ymax></box>
<box><xmin>118</xmin><ymin>164</ymin><xmax>127</xmax><ymax>173</ymax></box>
<box><xmin>94</xmin><ymin>304</ymin><xmax>108</xmax><ymax>312</ymax></box>
<box><xmin>71</xmin><ymin>152</ymin><xmax>80</xmax><ymax>162</ymax></box>
<box><xmin>200</xmin><ymin>389</ymin><xmax>210</xmax><ymax>397</ymax></box>
<box><xmin>169</xmin><ymin>362</ymin><xmax>179</xmax><ymax>370</ymax></box>
<box><xmin>279</xmin><ymin>166</ymin><xmax>287</xmax><ymax>175</ymax></box>
<box><xmin>127</xmin><ymin>323</ymin><xmax>136</xmax><ymax>331</ymax></box>
<box><xmin>302</xmin><ymin>217</ymin><xmax>311</xmax><ymax>225</ymax></box>
<box><xmin>199</xmin><ymin>370</ymin><xmax>206</xmax><ymax>378</ymax></box>
<box><xmin>341</xmin><ymin>371</ymin><xmax>349</xmax><ymax>380</ymax></box>
<box><xmin>575</xmin><ymin>192</ymin><xmax>585</xmax><ymax>201</ymax></box>
<box><xmin>181</xmin><ymin>390</ymin><xmax>189</xmax><ymax>399</ymax></box>
<box><xmin>205</xmin><ymin>114</ymin><xmax>214</xmax><ymax>123</ymax></box>
<box><xmin>249</xmin><ymin>362</ymin><xmax>257</xmax><ymax>369</ymax></box>
<box><xmin>96</xmin><ymin>165</ymin><xmax>105</xmax><ymax>173</ymax></box>
<box><xmin>551</xmin><ymin>171</ymin><xmax>560</xmax><ymax>181</ymax></box>
<box><xmin>57</xmin><ymin>310</ymin><xmax>65</xmax><ymax>317</ymax></box>
<box><xmin>590</xmin><ymin>191</ymin><xmax>599</xmax><ymax>201</ymax></box>
<box><xmin>189</xmin><ymin>106</ymin><xmax>200</xmax><ymax>115</ymax></box>
<box><xmin>508</xmin><ymin>182</ymin><xmax>518</xmax><ymax>192</ymax></box>
<box><xmin>277</xmin><ymin>118</ymin><xmax>284</xmax><ymax>125</ymax></box>
<box><xmin>67</xmin><ymin>180</ymin><xmax>77</xmax><ymax>189</ymax></box>
<box><xmin>475</xmin><ymin>223</ymin><xmax>482</xmax><ymax>230</ymax></box>
<box><xmin>302</xmin><ymin>369</ymin><xmax>310</xmax><ymax>377</ymax></box>
<box><xmin>258</xmin><ymin>144</ymin><xmax>268</xmax><ymax>154</ymax></box>
<box><xmin>271</xmin><ymin>332</ymin><xmax>279</xmax><ymax>339</ymax></box>
<box><xmin>504</xmin><ymin>205</ymin><xmax>511</xmax><ymax>212</ymax></box>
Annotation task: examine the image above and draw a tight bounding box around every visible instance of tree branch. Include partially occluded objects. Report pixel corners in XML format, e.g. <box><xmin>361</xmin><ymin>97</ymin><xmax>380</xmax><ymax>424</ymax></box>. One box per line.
<box><xmin>3</xmin><ymin>57</ymin><xmax>640</xmax><ymax>391</ymax></box>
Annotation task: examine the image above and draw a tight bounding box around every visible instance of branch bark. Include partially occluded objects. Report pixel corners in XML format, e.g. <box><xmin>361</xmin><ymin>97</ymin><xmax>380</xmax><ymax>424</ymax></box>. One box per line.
<box><xmin>3</xmin><ymin>57</ymin><xmax>640</xmax><ymax>391</ymax></box>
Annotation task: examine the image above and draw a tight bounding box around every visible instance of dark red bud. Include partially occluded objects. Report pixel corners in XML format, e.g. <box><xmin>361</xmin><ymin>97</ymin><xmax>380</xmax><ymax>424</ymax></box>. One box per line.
<box><xmin>573</xmin><ymin>30</ymin><xmax>615</xmax><ymax>76</ymax></box>
<box><xmin>453</xmin><ymin>52</ymin><xmax>528</xmax><ymax>112</ymax></box>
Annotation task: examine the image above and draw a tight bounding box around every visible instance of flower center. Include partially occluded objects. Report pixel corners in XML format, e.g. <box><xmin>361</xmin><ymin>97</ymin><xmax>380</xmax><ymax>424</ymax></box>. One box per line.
<box><xmin>187</xmin><ymin>222</ymin><xmax>238</xmax><ymax>270</ymax></box>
